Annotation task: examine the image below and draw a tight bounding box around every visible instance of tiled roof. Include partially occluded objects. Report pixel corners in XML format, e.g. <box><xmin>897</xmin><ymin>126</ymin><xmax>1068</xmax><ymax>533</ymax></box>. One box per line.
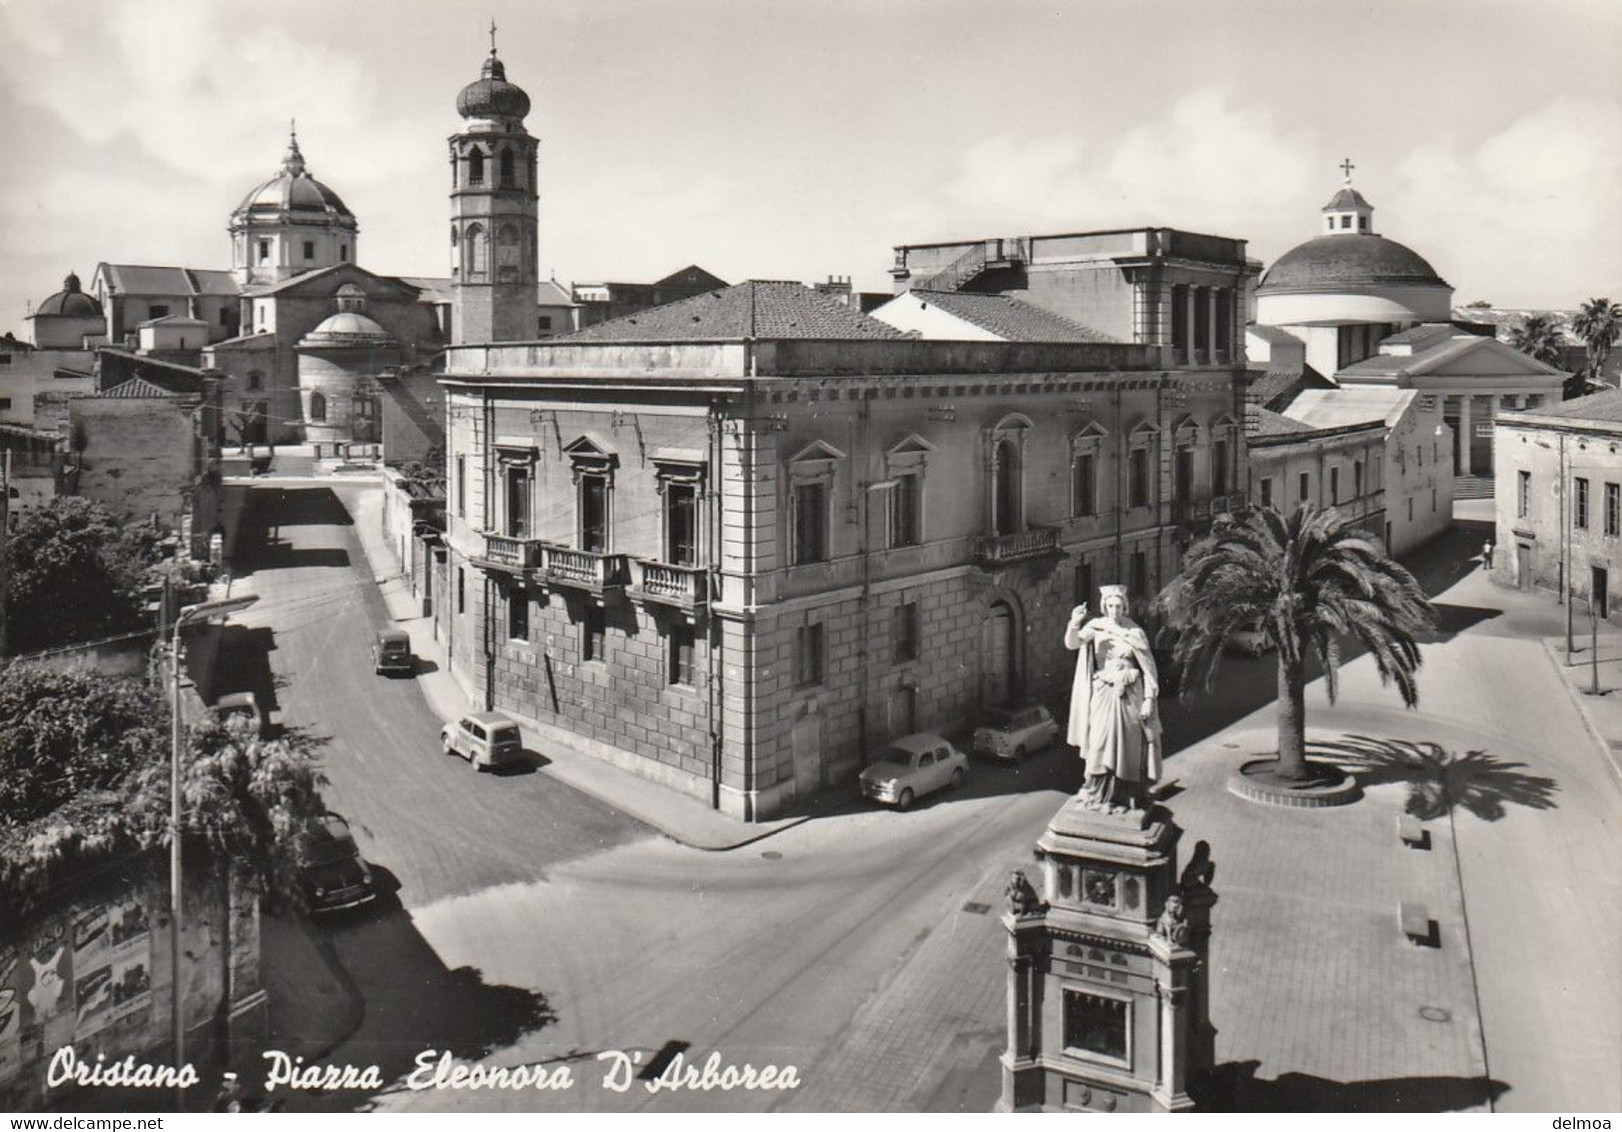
<box><xmin>537</xmin><ymin>279</ymin><xmax>576</xmax><ymax>306</ymax></box>
<box><xmin>101</xmin><ymin>265</ymin><xmax>237</xmax><ymax>296</ymax></box>
<box><xmin>907</xmin><ymin>290</ymin><xmax>1112</xmax><ymax>342</ymax></box>
<box><xmin>101</xmin><ymin>376</ymin><xmax>183</xmax><ymax>399</ymax></box>
<box><xmin>399</xmin><ymin>276</ymin><xmax>454</xmax><ymax>304</ymax></box>
<box><xmin>1286</xmin><ymin>387</ymin><xmax>1413</xmax><ymax>429</ymax></box>
<box><xmin>560</xmin><ymin>280</ymin><xmax>907</xmax><ymax>342</ymax></box>
<box><xmin>1245</xmin><ymin>365</ymin><xmax>1335</xmax><ymax>412</ymax></box>
<box><xmin>1248</xmin><ymin>406</ymin><xmax>1316</xmax><ymax>437</ymax></box>
<box><xmin>1523</xmin><ymin>388</ymin><xmax>1622</xmax><ymax>423</ymax></box>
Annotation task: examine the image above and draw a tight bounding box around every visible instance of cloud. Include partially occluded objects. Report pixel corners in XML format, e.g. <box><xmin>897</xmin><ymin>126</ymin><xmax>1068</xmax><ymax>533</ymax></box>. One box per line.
<box><xmin>1389</xmin><ymin>96</ymin><xmax>1622</xmax><ymax>305</ymax></box>
<box><xmin>902</xmin><ymin>86</ymin><xmax>1319</xmax><ymax>244</ymax></box>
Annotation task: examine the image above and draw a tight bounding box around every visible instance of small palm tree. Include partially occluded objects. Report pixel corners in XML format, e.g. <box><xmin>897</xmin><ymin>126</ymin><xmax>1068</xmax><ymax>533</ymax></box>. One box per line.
<box><xmin>1507</xmin><ymin>312</ymin><xmax>1566</xmax><ymax>368</ymax></box>
<box><xmin>1158</xmin><ymin>505</ymin><xmax>1437</xmax><ymax>781</ymax></box>
<box><xmin>1572</xmin><ymin>297</ymin><xmax>1622</xmax><ymax>387</ymax></box>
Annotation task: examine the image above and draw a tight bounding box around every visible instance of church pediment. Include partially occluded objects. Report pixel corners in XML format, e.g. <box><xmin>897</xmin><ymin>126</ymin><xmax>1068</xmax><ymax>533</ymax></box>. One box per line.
<box><xmin>1408</xmin><ymin>336</ymin><xmax>1566</xmax><ymax>378</ymax></box>
<box><xmin>244</xmin><ymin>263</ymin><xmax>421</xmax><ymax>301</ymax></box>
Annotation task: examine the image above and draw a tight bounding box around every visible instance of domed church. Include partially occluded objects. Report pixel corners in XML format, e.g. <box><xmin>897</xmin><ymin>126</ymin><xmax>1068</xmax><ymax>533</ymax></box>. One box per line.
<box><xmin>229</xmin><ymin>127</ymin><xmax>360</xmax><ymax>289</ymax></box>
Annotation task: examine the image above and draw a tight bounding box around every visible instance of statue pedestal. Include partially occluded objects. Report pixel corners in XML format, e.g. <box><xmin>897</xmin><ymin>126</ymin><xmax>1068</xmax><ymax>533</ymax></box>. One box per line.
<box><xmin>999</xmin><ymin>797</ymin><xmax>1216</xmax><ymax>1113</ymax></box>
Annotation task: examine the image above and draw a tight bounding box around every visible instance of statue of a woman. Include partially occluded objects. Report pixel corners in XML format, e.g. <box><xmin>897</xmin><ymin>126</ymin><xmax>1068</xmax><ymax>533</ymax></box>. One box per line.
<box><xmin>1065</xmin><ymin>584</ymin><xmax>1163</xmax><ymax>813</ymax></box>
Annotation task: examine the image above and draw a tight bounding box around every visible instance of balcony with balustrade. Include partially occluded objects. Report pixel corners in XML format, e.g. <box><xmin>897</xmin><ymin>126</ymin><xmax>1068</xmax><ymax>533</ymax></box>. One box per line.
<box><xmin>543</xmin><ymin>545</ymin><xmax>629</xmax><ymax>596</ymax></box>
<box><xmin>973</xmin><ymin>525</ymin><xmax>1061</xmax><ymax>569</ymax></box>
<box><xmin>474</xmin><ymin>531</ymin><xmax>548</xmax><ymax>575</ymax></box>
<box><xmin>629</xmin><ymin>559</ymin><xmax>709</xmax><ymax>613</ymax></box>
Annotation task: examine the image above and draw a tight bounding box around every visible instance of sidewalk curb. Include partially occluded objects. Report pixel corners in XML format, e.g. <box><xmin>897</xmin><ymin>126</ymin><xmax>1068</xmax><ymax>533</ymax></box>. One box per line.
<box><xmin>1538</xmin><ymin>638</ymin><xmax>1622</xmax><ymax>791</ymax></box>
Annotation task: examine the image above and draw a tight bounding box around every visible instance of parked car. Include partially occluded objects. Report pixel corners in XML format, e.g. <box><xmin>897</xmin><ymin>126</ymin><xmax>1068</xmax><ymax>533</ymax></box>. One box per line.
<box><xmin>371</xmin><ymin>629</ymin><xmax>413</xmax><ymax>676</ymax></box>
<box><xmin>297</xmin><ymin>814</ymin><xmax>376</xmax><ymax>912</ymax></box>
<box><xmin>859</xmin><ymin>732</ymin><xmax>968</xmax><ymax>811</ymax></box>
<box><xmin>1225</xmin><ymin>621</ymin><xmax>1275</xmax><ymax>658</ymax></box>
<box><xmin>972</xmin><ymin>703</ymin><xmax>1060</xmax><ymax>762</ymax></box>
<box><xmin>211</xmin><ymin>691</ymin><xmax>266</xmax><ymax>737</ymax></box>
<box><xmin>440</xmin><ymin>711</ymin><xmax>524</xmax><ymax>771</ymax></box>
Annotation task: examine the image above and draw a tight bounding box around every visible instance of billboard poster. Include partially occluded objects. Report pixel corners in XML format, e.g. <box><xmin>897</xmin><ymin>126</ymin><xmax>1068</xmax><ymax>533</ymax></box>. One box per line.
<box><xmin>0</xmin><ymin>943</ymin><xmax>24</xmax><ymax>1086</ymax></box>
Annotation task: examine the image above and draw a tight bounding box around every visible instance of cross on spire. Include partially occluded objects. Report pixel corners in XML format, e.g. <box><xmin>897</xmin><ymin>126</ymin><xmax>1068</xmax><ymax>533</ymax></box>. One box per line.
<box><xmin>489</xmin><ymin>19</ymin><xmax>498</xmax><ymax>55</ymax></box>
<box><xmin>1339</xmin><ymin>157</ymin><xmax>1355</xmax><ymax>183</ymax></box>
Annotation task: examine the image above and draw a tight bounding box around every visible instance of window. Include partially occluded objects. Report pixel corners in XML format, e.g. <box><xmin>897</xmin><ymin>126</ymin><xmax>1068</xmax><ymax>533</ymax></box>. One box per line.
<box><xmin>1260</xmin><ymin>477</ymin><xmax>1273</xmax><ymax>508</ymax></box>
<box><xmin>500</xmin><ymin>147</ymin><xmax>515</xmax><ymax>187</ymax></box>
<box><xmin>668</xmin><ymin>624</ymin><xmax>695</xmax><ymax>686</ymax></box>
<box><xmin>1129</xmin><ymin>447</ymin><xmax>1150</xmax><ymax>508</ymax></box>
<box><xmin>890</xmin><ymin>472</ymin><xmax>921</xmax><ymax>548</ymax></box>
<box><xmin>1608</xmin><ymin>484</ymin><xmax>1620</xmax><ymax>537</ymax></box>
<box><xmin>1298</xmin><ymin>472</ymin><xmax>1310</xmax><ymax>504</ymax></box>
<box><xmin>219</xmin><ymin>308</ymin><xmax>231</xmax><ymax>326</ymax></box>
<box><xmin>468</xmin><ymin>149</ymin><xmax>485</xmax><ymax>187</ymax></box>
<box><xmin>1330</xmin><ymin>467</ymin><xmax>1340</xmax><ymax>505</ymax></box>
<box><xmin>0</xmin><ymin>398</ymin><xmax>12</xmax><ymax>411</ymax></box>
<box><xmin>302</xmin><ymin>240</ymin><xmax>315</xmax><ymax>261</ymax></box>
<box><xmin>993</xmin><ymin>436</ymin><xmax>1021</xmax><ymax>534</ymax></box>
<box><xmin>1073</xmin><ymin>452</ymin><xmax>1097</xmax><ymax>518</ymax></box>
<box><xmin>1417</xmin><ymin>445</ymin><xmax>1423</xmax><ymax>468</ymax></box>
<box><xmin>468</xmin><ymin>223</ymin><xmax>487</xmax><ymax>275</ymax></box>
<box><xmin>1431</xmin><ymin>487</ymin><xmax>1437</xmax><ymax>512</ymax></box>
<box><xmin>508</xmin><ymin>587</ymin><xmax>528</xmax><ymax>640</ymax></box>
<box><xmin>1576</xmin><ymin>477</ymin><xmax>1590</xmax><ymax>530</ymax></box>
<box><xmin>0</xmin><ymin>355</ymin><xmax>9</xmax><ymax>365</ymax></box>
<box><xmin>1340</xmin><ymin>215</ymin><xmax>1351</xmax><ymax>229</ymax></box>
<box><xmin>579</xmin><ymin>474</ymin><xmax>609</xmax><ymax>552</ymax></box>
<box><xmin>893</xmin><ymin>602</ymin><xmax>919</xmax><ymax>664</ymax></box>
<box><xmin>1354</xmin><ymin>460</ymin><xmax>1364</xmax><ymax>499</ymax></box>
<box><xmin>505</xmin><ymin>465</ymin><xmax>531</xmax><ymax>538</ymax></box>
<box><xmin>1212</xmin><ymin>439</ymin><xmax>1230</xmax><ymax>497</ymax></box>
<box><xmin>148</xmin><ymin>304</ymin><xmax>170</xmax><ymax>319</ymax></box>
<box><xmin>1359</xmin><ymin>216</ymin><xmax>1369</xmax><ymax>232</ymax></box>
<box><xmin>1175</xmin><ymin>447</ymin><xmax>1195</xmax><ymax>502</ymax></box>
<box><xmin>258</xmin><ymin>240</ymin><xmax>271</xmax><ymax>264</ymax></box>
<box><xmin>455</xmin><ymin>455</ymin><xmax>466</xmax><ymax>518</ymax></box>
<box><xmin>309</xmin><ymin>391</ymin><xmax>327</xmax><ymax>422</ymax></box>
<box><xmin>1130</xmin><ymin>549</ymin><xmax>1148</xmax><ymax>600</ymax></box>
<box><xmin>1518</xmin><ymin>470</ymin><xmax>1531</xmax><ymax>519</ymax></box>
<box><xmin>539</xmin><ymin>315</ymin><xmax>553</xmax><ymax>333</ymax></box>
<box><xmin>582</xmin><ymin>607</ymin><xmax>605</xmax><ymax>662</ymax></box>
<box><xmin>1408</xmin><ymin>497</ymin><xmax>1414</xmax><ymax>522</ymax></box>
<box><xmin>1075</xmin><ymin>559</ymin><xmax>1093</xmax><ymax>607</ymax></box>
<box><xmin>665</xmin><ymin>482</ymin><xmax>698</xmax><ymax>566</ymax></box>
<box><xmin>457</xmin><ymin>567</ymin><xmax>466</xmax><ymax>613</ymax></box>
<box><xmin>796</xmin><ymin>623</ymin><xmax>825</xmax><ymax>687</ymax></box>
<box><xmin>1064</xmin><ymin>989</ymin><xmax>1128</xmax><ymax>1063</ymax></box>
<box><xmin>792</xmin><ymin>481</ymin><xmax>828</xmax><ymax>564</ymax></box>
<box><xmin>340</xmin><ymin>245</ymin><xmax>349</xmax><ymax>262</ymax></box>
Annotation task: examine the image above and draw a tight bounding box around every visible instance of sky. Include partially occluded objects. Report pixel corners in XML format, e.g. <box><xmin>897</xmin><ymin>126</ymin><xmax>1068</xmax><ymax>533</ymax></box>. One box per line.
<box><xmin>2</xmin><ymin>0</ymin><xmax>1619</xmax><ymax>335</ymax></box>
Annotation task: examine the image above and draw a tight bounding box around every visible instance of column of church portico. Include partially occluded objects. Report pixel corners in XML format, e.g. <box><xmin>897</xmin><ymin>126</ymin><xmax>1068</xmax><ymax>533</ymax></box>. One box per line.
<box><xmin>1206</xmin><ymin>288</ymin><xmax>1219</xmax><ymax>361</ymax></box>
<box><xmin>1183</xmin><ymin>287</ymin><xmax>1198</xmax><ymax>365</ymax></box>
<box><xmin>1456</xmin><ymin>395</ymin><xmax>1473</xmax><ymax>475</ymax></box>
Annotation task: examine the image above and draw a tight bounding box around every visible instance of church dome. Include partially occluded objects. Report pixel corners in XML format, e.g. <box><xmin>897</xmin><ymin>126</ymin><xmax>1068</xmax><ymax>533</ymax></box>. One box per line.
<box><xmin>456</xmin><ymin>50</ymin><xmax>531</xmax><ymax>121</ymax></box>
<box><xmin>34</xmin><ymin>272</ymin><xmax>103</xmax><ymax>319</ymax></box>
<box><xmin>299</xmin><ymin>310</ymin><xmax>394</xmax><ymax>347</ymax></box>
<box><xmin>232</xmin><ymin>133</ymin><xmax>355</xmax><ymax>223</ymax></box>
<box><xmin>1257</xmin><ymin>234</ymin><xmax>1448</xmax><ymax>294</ymax></box>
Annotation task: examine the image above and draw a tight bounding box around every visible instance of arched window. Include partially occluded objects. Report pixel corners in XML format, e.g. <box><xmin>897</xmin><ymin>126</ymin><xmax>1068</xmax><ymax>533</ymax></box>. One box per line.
<box><xmin>499</xmin><ymin>147</ymin><xmax>515</xmax><ymax>187</ymax></box>
<box><xmin>994</xmin><ymin>437</ymin><xmax>1021</xmax><ymax>536</ymax></box>
<box><xmin>468</xmin><ymin>148</ymin><xmax>485</xmax><ymax>187</ymax></box>
<box><xmin>309</xmin><ymin>391</ymin><xmax>327</xmax><ymax>422</ymax></box>
<box><xmin>467</xmin><ymin>224</ymin><xmax>487</xmax><ymax>275</ymax></box>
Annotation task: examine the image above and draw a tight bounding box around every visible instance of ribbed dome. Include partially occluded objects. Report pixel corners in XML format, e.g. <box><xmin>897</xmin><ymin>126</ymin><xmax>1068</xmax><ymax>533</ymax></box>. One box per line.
<box><xmin>1258</xmin><ymin>235</ymin><xmax>1448</xmax><ymax>294</ymax></box>
<box><xmin>233</xmin><ymin>134</ymin><xmax>355</xmax><ymax>223</ymax></box>
<box><xmin>35</xmin><ymin>272</ymin><xmax>103</xmax><ymax>319</ymax></box>
<box><xmin>299</xmin><ymin>311</ymin><xmax>395</xmax><ymax>347</ymax></box>
<box><xmin>456</xmin><ymin>50</ymin><xmax>531</xmax><ymax>121</ymax></box>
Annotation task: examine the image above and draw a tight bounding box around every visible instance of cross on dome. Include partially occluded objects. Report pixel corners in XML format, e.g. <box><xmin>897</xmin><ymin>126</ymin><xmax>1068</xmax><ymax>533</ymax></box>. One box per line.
<box><xmin>1340</xmin><ymin>157</ymin><xmax>1356</xmax><ymax>183</ymax></box>
<box><xmin>489</xmin><ymin>19</ymin><xmax>498</xmax><ymax>55</ymax></box>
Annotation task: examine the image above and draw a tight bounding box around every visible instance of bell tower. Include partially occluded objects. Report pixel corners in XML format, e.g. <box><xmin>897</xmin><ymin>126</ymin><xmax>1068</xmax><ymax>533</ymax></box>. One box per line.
<box><xmin>449</xmin><ymin>24</ymin><xmax>539</xmax><ymax>345</ymax></box>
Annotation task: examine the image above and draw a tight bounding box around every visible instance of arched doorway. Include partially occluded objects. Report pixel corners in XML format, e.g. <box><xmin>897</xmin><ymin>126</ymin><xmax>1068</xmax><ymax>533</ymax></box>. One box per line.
<box><xmin>888</xmin><ymin>684</ymin><xmax>917</xmax><ymax>738</ymax></box>
<box><xmin>980</xmin><ymin>601</ymin><xmax>1018</xmax><ymax>707</ymax></box>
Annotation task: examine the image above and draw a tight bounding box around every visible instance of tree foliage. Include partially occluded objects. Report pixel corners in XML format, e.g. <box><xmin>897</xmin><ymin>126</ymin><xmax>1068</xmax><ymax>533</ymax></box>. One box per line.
<box><xmin>1157</xmin><ymin>505</ymin><xmax>1437</xmax><ymax>779</ymax></box>
<box><xmin>5</xmin><ymin>496</ymin><xmax>167</xmax><ymax>655</ymax></box>
<box><xmin>0</xmin><ymin>663</ymin><xmax>327</xmax><ymax>917</ymax></box>
<box><xmin>1507</xmin><ymin>312</ymin><xmax>1566</xmax><ymax>368</ymax></box>
<box><xmin>1572</xmin><ymin>297</ymin><xmax>1622</xmax><ymax>387</ymax></box>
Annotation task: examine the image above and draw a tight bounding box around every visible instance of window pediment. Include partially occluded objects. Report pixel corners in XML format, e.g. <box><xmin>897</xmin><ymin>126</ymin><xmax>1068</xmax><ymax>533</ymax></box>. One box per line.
<box><xmin>789</xmin><ymin>438</ymin><xmax>846</xmax><ymax>464</ymax></box>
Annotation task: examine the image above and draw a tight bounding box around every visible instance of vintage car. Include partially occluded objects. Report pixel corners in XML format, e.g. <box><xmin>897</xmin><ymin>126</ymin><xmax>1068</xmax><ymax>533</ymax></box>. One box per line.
<box><xmin>971</xmin><ymin>703</ymin><xmax>1060</xmax><ymax>762</ymax></box>
<box><xmin>440</xmin><ymin>711</ymin><xmax>525</xmax><ymax>771</ymax></box>
<box><xmin>298</xmin><ymin>814</ymin><xmax>377</xmax><ymax>913</ymax></box>
<box><xmin>371</xmin><ymin>629</ymin><xmax>414</xmax><ymax>676</ymax></box>
<box><xmin>858</xmin><ymin>732</ymin><xmax>968</xmax><ymax>811</ymax></box>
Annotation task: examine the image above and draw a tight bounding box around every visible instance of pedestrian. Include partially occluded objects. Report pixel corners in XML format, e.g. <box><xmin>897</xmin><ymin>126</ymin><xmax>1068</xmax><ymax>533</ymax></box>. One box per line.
<box><xmin>1482</xmin><ymin>539</ymin><xmax>1494</xmax><ymax>570</ymax></box>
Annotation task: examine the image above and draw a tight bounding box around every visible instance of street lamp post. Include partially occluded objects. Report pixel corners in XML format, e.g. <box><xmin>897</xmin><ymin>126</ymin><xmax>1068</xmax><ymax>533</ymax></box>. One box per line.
<box><xmin>168</xmin><ymin>595</ymin><xmax>256</xmax><ymax>1102</ymax></box>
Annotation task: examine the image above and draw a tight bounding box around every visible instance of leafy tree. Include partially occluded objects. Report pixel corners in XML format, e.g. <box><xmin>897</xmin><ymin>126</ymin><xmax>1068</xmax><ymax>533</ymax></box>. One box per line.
<box><xmin>1572</xmin><ymin>297</ymin><xmax>1622</xmax><ymax>387</ymax></box>
<box><xmin>1507</xmin><ymin>312</ymin><xmax>1566</xmax><ymax>368</ymax></box>
<box><xmin>4</xmin><ymin>497</ymin><xmax>166</xmax><ymax>654</ymax></box>
<box><xmin>1158</xmin><ymin>505</ymin><xmax>1437</xmax><ymax>781</ymax></box>
<box><xmin>0</xmin><ymin>662</ymin><xmax>328</xmax><ymax>916</ymax></box>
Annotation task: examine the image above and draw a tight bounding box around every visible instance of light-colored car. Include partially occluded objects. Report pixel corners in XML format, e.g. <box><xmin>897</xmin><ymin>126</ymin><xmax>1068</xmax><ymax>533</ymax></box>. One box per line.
<box><xmin>972</xmin><ymin>703</ymin><xmax>1060</xmax><ymax>762</ymax></box>
<box><xmin>859</xmin><ymin>733</ymin><xmax>969</xmax><ymax>811</ymax></box>
<box><xmin>1225</xmin><ymin>622</ymin><xmax>1275</xmax><ymax>658</ymax></box>
<box><xmin>211</xmin><ymin>691</ymin><xmax>267</xmax><ymax>737</ymax></box>
<box><xmin>440</xmin><ymin>711</ymin><xmax>524</xmax><ymax>771</ymax></box>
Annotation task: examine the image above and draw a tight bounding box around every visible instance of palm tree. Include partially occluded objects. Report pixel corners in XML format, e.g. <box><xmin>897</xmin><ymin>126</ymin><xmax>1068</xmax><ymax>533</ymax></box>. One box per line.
<box><xmin>1158</xmin><ymin>505</ymin><xmax>1437</xmax><ymax>781</ymax></box>
<box><xmin>1572</xmin><ymin>297</ymin><xmax>1622</xmax><ymax>387</ymax></box>
<box><xmin>1507</xmin><ymin>312</ymin><xmax>1566</xmax><ymax>368</ymax></box>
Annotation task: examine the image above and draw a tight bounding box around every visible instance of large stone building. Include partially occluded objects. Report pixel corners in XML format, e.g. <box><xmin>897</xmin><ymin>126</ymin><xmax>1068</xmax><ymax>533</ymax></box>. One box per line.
<box><xmin>1494</xmin><ymin>389</ymin><xmax>1622</xmax><ymax>620</ymax></box>
<box><xmin>436</xmin><ymin>277</ymin><xmax>1246</xmax><ymax>818</ymax></box>
<box><xmin>572</xmin><ymin>266</ymin><xmax>729</xmax><ymax>330</ymax></box>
